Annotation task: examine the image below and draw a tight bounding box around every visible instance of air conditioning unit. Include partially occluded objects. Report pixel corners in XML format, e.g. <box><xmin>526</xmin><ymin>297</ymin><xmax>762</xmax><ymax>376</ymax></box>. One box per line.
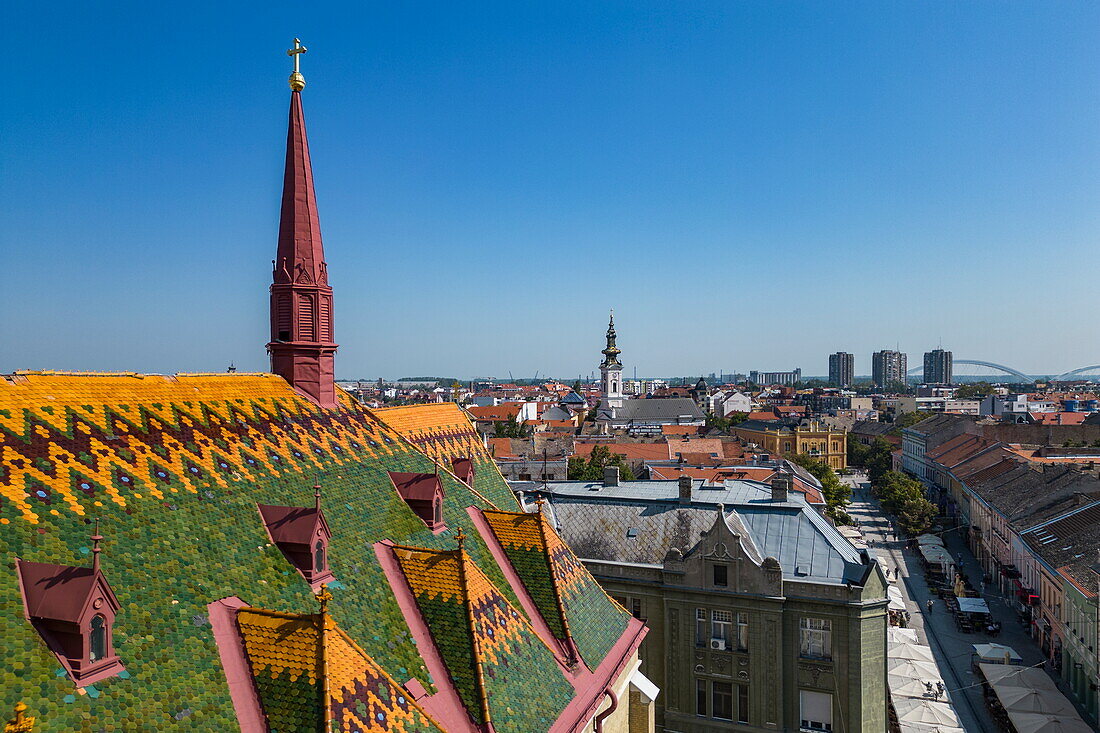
<box><xmin>710</xmin><ymin>638</ymin><xmax>727</xmax><ymax>651</ymax></box>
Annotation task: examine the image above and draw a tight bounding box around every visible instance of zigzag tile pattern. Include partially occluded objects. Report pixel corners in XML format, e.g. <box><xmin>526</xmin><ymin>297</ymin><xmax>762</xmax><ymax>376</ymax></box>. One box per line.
<box><xmin>0</xmin><ymin>373</ymin><xmax>399</xmax><ymax>523</ymax></box>
<box><xmin>0</xmin><ymin>373</ymin><xmax>535</xmax><ymax>730</ymax></box>
<box><xmin>373</xmin><ymin>404</ymin><xmax>513</xmax><ymax>508</ymax></box>
<box><xmin>394</xmin><ymin>545</ymin><xmax>574</xmax><ymax>732</ymax></box>
<box><xmin>542</xmin><ymin>523</ymin><xmax>632</xmax><ymax>668</ymax></box>
<box><xmin>237</xmin><ymin>607</ymin><xmax>444</xmax><ymax>732</ymax></box>
<box><xmin>482</xmin><ymin>509</ymin><xmax>568</xmax><ymax>639</ymax></box>
<box><xmin>483</xmin><ymin>508</ymin><xmax>631</xmax><ymax>670</ymax></box>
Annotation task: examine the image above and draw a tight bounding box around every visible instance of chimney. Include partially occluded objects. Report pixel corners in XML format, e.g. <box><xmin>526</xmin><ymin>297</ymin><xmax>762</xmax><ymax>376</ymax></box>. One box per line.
<box><xmin>771</xmin><ymin>473</ymin><xmax>791</xmax><ymax>502</ymax></box>
<box><xmin>678</xmin><ymin>475</ymin><xmax>692</xmax><ymax>504</ymax></box>
<box><xmin>603</xmin><ymin>466</ymin><xmax>620</xmax><ymax>487</ymax></box>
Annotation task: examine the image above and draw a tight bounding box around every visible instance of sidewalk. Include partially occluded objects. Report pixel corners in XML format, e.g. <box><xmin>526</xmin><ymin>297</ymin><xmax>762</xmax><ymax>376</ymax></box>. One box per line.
<box><xmin>844</xmin><ymin>476</ymin><xmax>987</xmax><ymax>731</ymax></box>
<box><xmin>842</xmin><ymin>473</ymin><xmax>1097</xmax><ymax>732</ymax></box>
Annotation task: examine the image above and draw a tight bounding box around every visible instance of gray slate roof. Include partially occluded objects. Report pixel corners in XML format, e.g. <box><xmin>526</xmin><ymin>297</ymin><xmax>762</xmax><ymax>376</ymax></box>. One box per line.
<box><xmin>613</xmin><ymin>398</ymin><xmax>704</xmax><ymax>421</ymax></box>
<box><xmin>519</xmin><ymin>478</ymin><xmax>866</xmax><ymax>585</ymax></box>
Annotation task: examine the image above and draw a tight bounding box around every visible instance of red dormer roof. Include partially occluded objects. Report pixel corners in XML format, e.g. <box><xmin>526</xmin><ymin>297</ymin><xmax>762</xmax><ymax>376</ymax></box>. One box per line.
<box><xmin>388</xmin><ymin>472</ymin><xmax>444</xmax><ymax>502</ymax></box>
<box><xmin>17</xmin><ymin>561</ymin><xmax>117</xmax><ymax>624</ymax></box>
<box><xmin>451</xmin><ymin>456</ymin><xmax>475</xmax><ymax>484</ymax></box>
<box><xmin>257</xmin><ymin>504</ymin><xmax>329</xmax><ymax>546</ymax></box>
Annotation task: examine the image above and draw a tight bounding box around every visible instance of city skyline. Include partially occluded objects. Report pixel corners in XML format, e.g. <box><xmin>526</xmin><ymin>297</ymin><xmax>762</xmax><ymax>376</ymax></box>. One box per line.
<box><xmin>4</xmin><ymin>3</ymin><xmax>1100</xmax><ymax>379</ymax></box>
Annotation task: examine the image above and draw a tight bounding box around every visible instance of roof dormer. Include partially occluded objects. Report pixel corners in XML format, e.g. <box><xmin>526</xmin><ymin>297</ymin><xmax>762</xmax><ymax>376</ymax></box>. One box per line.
<box><xmin>451</xmin><ymin>456</ymin><xmax>475</xmax><ymax>486</ymax></box>
<box><xmin>15</xmin><ymin>522</ymin><xmax>126</xmax><ymax>686</ymax></box>
<box><xmin>258</xmin><ymin>485</ymin><xmax>334</xmax><ymax>590</ymax></box>
<box><xmin>388</xmin><ymin>471</ymin><xmax>446</xmax><ymax>532</ymax></box>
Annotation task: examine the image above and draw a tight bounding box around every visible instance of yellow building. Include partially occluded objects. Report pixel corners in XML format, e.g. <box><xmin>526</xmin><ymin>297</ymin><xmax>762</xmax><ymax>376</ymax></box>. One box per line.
<box><xmin>732</xmin><ymin>419</ymin><xmax>848</xmax><ymax>469</ymax></box>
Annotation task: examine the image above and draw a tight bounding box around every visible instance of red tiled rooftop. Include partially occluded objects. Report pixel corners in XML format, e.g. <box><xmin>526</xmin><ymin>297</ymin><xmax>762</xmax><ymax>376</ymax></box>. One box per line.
<box><xmin>466</xmin><ymin>403</ymin><xmax>522</xmax><ymax>421</ymax></box>
<box><xmin>573</xmin><ymin>442</ymin><xmax>670</xmax><ymax>461</ymax></box>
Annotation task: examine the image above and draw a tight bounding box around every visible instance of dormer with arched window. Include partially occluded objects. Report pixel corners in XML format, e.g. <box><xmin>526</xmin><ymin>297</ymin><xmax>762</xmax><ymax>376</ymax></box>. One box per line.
<box><xmin>388</xmin><ymin>471</ymin><xmax>446</xmax><ymax>532</ymax></box>
<box><xmin>15</xmin><ymin>524</ymin><xmax>125</xmax><ymax>686</ymax></box>
<box><xmin>258</xmin><ymin>486</ymin><xmax>334</xmax><ymax>590</ymax></box>
<box><xmin>451</xmin><ymin>456</ymin><xmax>475</xmax><ymax>486</ymax></box>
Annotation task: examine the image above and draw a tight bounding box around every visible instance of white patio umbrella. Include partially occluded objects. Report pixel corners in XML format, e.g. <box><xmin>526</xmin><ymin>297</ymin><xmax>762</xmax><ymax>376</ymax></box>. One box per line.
<box><xmin>890</xmin><ymin>641</ymin><xmax>936</xmax><ymax>663</ymax></box>
<box><xmin>892</xmin><ymin>697</ymin><xmax>962</xmax><ymax>727</ymax></box>
<box><xmin>997</xmin><ymin>688</ymin><xmax>1077</xmax><ymax>716</ymax></box>
<box><xmin>890</xmin><ymin>627</ymin><xmax>919</xmax><ymax>642</ymax></box>
<box><xmin>1006</xmin><ymin>712</ymin><xmax>1094</xmax><ymax>733</ymax></box>
<box><xmin>972</xmin><ymin>642</ymin><xmax>1023</xmax><ymax>665</ymax></box>
<box><xmin>900</xmin><ymin>723</ymin><xmax>965</xmax><ymax>733</ymax></box>
<box><xmin>888</xmin><ymin>659</ymin><xmax>943</xmax><ymax>681</ymax></box>
<box><xmin>889</xmin><ymin>674</ymin><xmax>946</xmax><ymax>700</ymax></box>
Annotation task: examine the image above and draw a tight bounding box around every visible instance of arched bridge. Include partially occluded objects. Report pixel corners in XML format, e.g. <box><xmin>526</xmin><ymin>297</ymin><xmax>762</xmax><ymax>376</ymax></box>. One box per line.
<box><xmin>1053</xmin><ymin>366</ymin><xmax>1100</xmax><ymax>382</ymax></box>
<box><xmin>904</xmin><ymin>361</ymin><xmax>1100</xmax><ymax>383</ymax></box>
<box><xmin>907</xmin><ymin>359</ymin><xmax>1030</xmax><ymax>382</ymax></box>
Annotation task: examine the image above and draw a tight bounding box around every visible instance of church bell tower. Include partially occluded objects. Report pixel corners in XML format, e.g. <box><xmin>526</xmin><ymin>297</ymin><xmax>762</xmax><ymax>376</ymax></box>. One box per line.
<box><xmin>267</xmin><ymin>39</ymin><xmax>339</xmax><ymax>408</ymax></box>
<box><xmin>599</xmin><ymin>310</ymin><xmax>624</xmax><ymax>412</ymax></box>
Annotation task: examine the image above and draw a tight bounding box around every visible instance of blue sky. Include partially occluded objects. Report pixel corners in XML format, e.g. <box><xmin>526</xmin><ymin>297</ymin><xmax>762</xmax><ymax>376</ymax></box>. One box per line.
<box><xmin>3</xmin><ymin>2</ymin><xmax>1099</xmax><ymax>379</ymax></box>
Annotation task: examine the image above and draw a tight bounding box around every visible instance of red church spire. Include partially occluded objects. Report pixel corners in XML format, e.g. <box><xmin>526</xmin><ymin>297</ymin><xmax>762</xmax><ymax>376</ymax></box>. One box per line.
<box><xmin>267</xmin><ymin>39</ymin><xmax>338</xmax><ymax>409</ymax></box>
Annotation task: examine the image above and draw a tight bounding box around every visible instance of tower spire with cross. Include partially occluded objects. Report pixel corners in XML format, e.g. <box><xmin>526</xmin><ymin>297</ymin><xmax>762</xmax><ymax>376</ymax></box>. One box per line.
<box><xmin>267</xmin><ymin>38</ymin><xmax>339</xmax><ymax>408</ymax></box>
<box><xmin>599</xmin><ymin>309</ymin><xmax>624</xmax><ymax>413</ymax></box>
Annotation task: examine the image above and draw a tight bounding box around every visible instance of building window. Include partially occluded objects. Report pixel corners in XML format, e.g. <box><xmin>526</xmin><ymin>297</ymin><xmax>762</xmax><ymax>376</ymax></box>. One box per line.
<box><xmin>696</xmin><ymin>678</ymin><xmax>708</xmax><ymax>716</ymax></box>
<box><xmin>89</xmin><ymin>615</ymin><xmax>107</xmax><ymax>663</ymax></box>
<box><xmin>630</xmin><ymin>598</ymin><xmax>644</xmax><ymax>620</ymax></box>
<box><xmin>800</xmin><ymin>690</ymin><xmax>833</xmax><ymax>731</ymax></box>
<box><xmin>736</xmin><ymin>612</ymin><xmax>749</xmax><ymax>651</ymax></box>
<box><xmin>696</xmin><ymin>608</ymin><xmax>707</xmax><ymax>647</ymax></box>
<box><xmin>738</xmin><ymin>684</ymin><xmax>749</xmax><ymax>723</ymax></box>
<box><xmin>711</xmin><ymin>610</ymin><xmax>732</xmax><ymax>649</ymax></box>
<box><xmin>713</xmin><ymin>564</ymin><xmax>728</xmax><ymax>587</ymax></box>
<box><xmin>800</xmin><ymin>618</ymin><xmax>832</xmax><ymax>660</ymax></box>
<box><xmin>313</xmin><ymin>540</ymin><xmax>326</xmax><ymax>572</ymax></box>
<box><xmin>712</xmin><ymin>681</ymin><xmax>733</xmax><ymax>720</ymax></box>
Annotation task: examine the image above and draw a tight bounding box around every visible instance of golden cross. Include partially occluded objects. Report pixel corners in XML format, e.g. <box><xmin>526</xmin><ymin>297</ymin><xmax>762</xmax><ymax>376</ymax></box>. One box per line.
<box><xmin>287</xmin><ymin>38</ymin><xmax>308</xmax><ymax>91</ymax></box>
<box><xmin>287</xmin><ymin>38</ymin><xmax>308</xmax><ymax>72</ymax></box>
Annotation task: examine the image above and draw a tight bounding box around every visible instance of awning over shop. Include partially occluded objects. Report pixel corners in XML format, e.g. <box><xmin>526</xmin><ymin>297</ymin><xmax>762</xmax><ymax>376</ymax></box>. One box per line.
<box><xmin>916</xmin><ymin>534</ymin><xmax>945</xmax><ymax>546</ymax></box>
<box><xmin>888</xmin><ymin>584</ymin><xmax>906</xmax><ymax>611</ymax></box>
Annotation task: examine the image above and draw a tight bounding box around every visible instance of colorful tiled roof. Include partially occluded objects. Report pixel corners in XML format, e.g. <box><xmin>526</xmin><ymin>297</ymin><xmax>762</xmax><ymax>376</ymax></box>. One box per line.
<box><xmin>373</xmin><ymin>403</ymin><xmax>511</xmax><ymax>508</ymax></box>
<box><xmin>0</xmin><ymin>372</ymin><xmax>545</xmax><ymax>729</ymax></box>
<box><xmin>481</xmin><ymin>508</ymin><xmax>631</xmax><ymax>670</ymax></box>
<box><xmin>237</xmin><ymin>606</ymin><xmax>444</xmax><ymax>732</ymax></box>
<box><xmin>393</xmin><ymin>542</ymin><xmax>574</xmax><ymax>731</ymax></box>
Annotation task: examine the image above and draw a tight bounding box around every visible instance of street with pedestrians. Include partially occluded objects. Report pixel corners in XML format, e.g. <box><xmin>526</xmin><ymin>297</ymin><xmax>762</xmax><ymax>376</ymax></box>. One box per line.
<box><xmin>839</xmin><ymin>471</ymin><xmax>1088</xmax><ymax>732</ymax></box>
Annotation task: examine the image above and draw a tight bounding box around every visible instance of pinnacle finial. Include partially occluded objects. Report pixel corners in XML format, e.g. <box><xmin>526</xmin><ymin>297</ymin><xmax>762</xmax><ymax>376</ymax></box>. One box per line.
<box><xmin>455</xmin><ymin>528</ymin><xmax>467</xmax><ymax>553</ymax></box>
<box><xmin>91</xmin><ymin>518</ymin><xmax>103</xmax><ymax>574</ymax></box>
<box><xmin>313</xmin><ymin>484</ymin><xmax>322</xmax><ymax>512</ymax></box>
<box><xmin>315</xmin><ymin>583</ymin><xmax>333</xmax><ymax>616</ymax></box>
<box><xmin>287</xmin><ymin>38</ymin><xmax>308</xmax><ymax>91</ymax></box>
<box><xmin>5</xmin><ymin>702</ymin><xmax>35</xmax><ymax>733</ymax></box>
